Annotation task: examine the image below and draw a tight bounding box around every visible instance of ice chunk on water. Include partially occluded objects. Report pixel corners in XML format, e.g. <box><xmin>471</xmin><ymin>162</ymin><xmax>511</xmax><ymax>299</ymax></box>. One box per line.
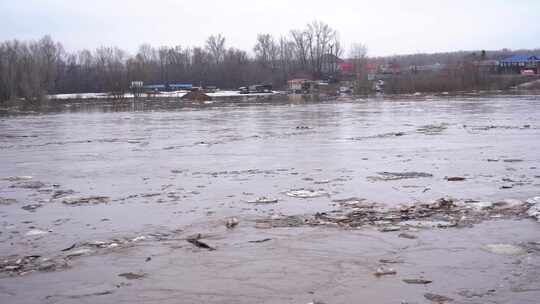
<box><xmin>527</xmin><ymin>196</ymin><xmax>540</xmax><ymax>222</ymax></box>
<box><xmin>483</xmin><ymin>244</ymin><xmax>527</xmax><ymax>256</ymax></box>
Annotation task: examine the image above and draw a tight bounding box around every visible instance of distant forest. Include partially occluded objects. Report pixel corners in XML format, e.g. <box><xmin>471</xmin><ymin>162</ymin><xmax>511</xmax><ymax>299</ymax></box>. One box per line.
<box><xmin>1</xmin><ymin>20</ymin><xmax>538</xmax><ymax>102</ymax></box>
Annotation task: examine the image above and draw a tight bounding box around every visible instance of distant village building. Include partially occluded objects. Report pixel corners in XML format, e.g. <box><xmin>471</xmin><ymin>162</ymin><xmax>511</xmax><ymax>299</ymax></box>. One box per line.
<box><xmin>321</xmin><ymin>54</ymin><xmax>345</xmax><ymax>75</ymax></box>
<box><xmin>379</xmin><ymin>63</ymin><xmax>401</xmax><ymax>75</ymax></box>
<box><xmin>130</xmin><ymin>81</ymin><xmax>144</xmax><ymax>97</ymax></box>
<box><xmin>499</xmin><ymin>55</ymin><xmax>540</xmax><ymax>75</ymax></box>
<box><xmin>475</xmin><ymin>60</ymin><xmax>499</xmax><ymax>74</ymax></box>
<box><xmin>365</xmin><ymin>62</ymin><xmax>400</xmax><ymax>80</ymax></box>
<box><xmin>366</xmin><ymin>63</ymin><xmax>379</xmax><ymax>81</ymax></box>
<box><xmin>339</xmin><ymin>62</ymin><xmax>354</xmax><ymax>74</ymax></box>
<box><xmin>409</xmin><ymin>63</ymin><xmax>447</xmax><ymax>73</ymax></box>
<box><xmin>287</xmin><ymin>79</ymin><xmax>319</xmax><ymax>94</ymax></box>
<box><xmin>288</xmin><ymin>79</ymin><xmax>307</xmax><ymax>92</ymax></box>
<box><xmin>168</xmin><ymin>83</ymin><xmax>193</xmax><ymax>91</ymax></box>
<box><xmin>142</xmin><ymin>83</ymin><xmax>193</xmax><ymax>93</ymax></box>
<box><xmin>142</xmin><ymin>84</ymin><xmax>167</xmax><ymax>92</ymax></box>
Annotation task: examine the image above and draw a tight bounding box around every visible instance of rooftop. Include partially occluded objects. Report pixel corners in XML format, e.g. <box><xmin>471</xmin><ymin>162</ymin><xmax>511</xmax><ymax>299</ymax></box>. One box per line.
<box><xmin>500</xmin><ymin>55</ymin><xmax>540</xmax><ymax>63</ymax></box>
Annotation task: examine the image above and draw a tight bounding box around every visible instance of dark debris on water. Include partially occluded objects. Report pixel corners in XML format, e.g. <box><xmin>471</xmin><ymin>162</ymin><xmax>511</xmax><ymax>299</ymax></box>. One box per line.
<box><xmin>258</xmin><ymin>197</ymin><xmax>531</xmax><ymax>231</ymax></box>
<box><xmin>187</xmin><ymin>234</ymin><xmax>216</xmax><ymax>251</ymax></box>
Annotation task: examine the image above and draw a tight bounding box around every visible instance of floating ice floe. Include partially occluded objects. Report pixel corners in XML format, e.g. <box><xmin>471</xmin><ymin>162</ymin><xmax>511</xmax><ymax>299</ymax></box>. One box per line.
<box><xmin>465</xmin><ymin>201</ymin><xmax>494</xmax><ymax>211</ymax></box>
<box><xmin>286</xmin><ymin>189</ymin><xmax>328</xmax><ymax>198</ymax></box>
<box><xmin>225</xmin><ymin>217</ymin><xmax>239</xmax><ymax>229</ymax></box>
<box><xmin>1</xmin><ymin>176</ymin><xmax>33</xmax><ymax>181</ymax></box>
<box><xmin>246</xmin><ymin>196</ymin><xmax>278</xmax><ymax>204</ymax></box>
<box><xmin>461</xmin><ymin>199</ymin><xmax>524</xmax><ymax>211</ymax></box>
<box><xmin>66</xmin><ymin>249</ymin><xmax>93</xmax><ymax>258</ymax></box>
<box><xmin>368</xmin><ymin>171</ymin><xmax>433</xmax><ymax>181</ymax></box>
<box><xmin>25</xmin><ymin>229</ymin><xmax>48</xmax><ymax>236</ymax></box>
<box><xmin>483</xmin><ymin>244</ymin><xmax>527</xmax><ymax>256</ymax></box>
<box><xmin>527</xmin><ymin>196</ymin><xmax>540</xmax><ymax>222</ymax></box>
<box><xmin>131</xmin><ymin>236</ymin><xmax>147</xmax><ymax>242</ymax></box>
<box><xmin>496</xmin><ymin>199</ymin><xmax>524</xmax><ymax>209</ymax></box>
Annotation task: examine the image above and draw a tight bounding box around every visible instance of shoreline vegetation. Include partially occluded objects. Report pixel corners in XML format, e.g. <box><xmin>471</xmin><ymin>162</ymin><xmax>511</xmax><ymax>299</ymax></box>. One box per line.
<box><xmin>1</xmin><ymin>21</ymin><xmax>539</xmax><ymax>104</ymax></box>
<box><xmin>2</xmin><ymin>90</ymin><xmax>540</xmax><ymax>117</ymax></box>
<box><xmin>1</xmin><ymin>81</ymin><xmax>539</xmax><ymax>108</ymax></box>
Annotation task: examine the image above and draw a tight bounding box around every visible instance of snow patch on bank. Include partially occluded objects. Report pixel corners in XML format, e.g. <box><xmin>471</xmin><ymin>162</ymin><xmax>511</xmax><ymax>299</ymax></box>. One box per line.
<box><xmin>47</xmin><ymin>90</ymin><xmax>280</xmax><ymax>100</ymax></box>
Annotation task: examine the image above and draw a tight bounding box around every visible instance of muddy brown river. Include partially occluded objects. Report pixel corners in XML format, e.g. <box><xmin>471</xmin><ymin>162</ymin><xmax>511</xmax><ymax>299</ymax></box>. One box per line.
<box><xmin>1</xmin><ymin>95</ymin><xmax>540</xmax><ymax>303</ymax></box>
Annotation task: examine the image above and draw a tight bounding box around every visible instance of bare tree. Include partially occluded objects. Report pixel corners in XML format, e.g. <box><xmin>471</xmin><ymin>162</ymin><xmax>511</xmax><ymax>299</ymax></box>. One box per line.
<box><xmin>291</xmin><ymin>21</ymin><xmax>339</xmax><ymax>78</ymax></box>
<box><xmin>77</xmin><ymin>49</ymin><xmax>95</xmax><ymax>92</ymax></box>
<box><xmin>350</xmin><ymin>43</ymin><xmax>368</xmax><ymax>78</ymax></box>
<box><xmin>158</xmin><ymin>46</ymin><xmax>170</xmax><ymax>84</ymax></box>
<box><xmin>277</xmin><ymin>36</ymin><xmax>296</xmax><ymax>81</ymax></box>
<box><xmin>254</xmin><ymin>34</ymin><xmax>278</xmax><ymax>69</ymax></box>
<box><xmin>0</xmin><ymin>40</ymin><xmax>21</xmax><ymax>101</ymax></box>
<box><xmin>348</xmin><ymin>43</ymin><xmax>369</xmax><ymax>93</ymax></box>
<box><xmin>205</xmin><ymin>34</ymin><xmax>226</xmax><ymax>65</ymax></box>
<box><xmin>37</xmin><ymin>35</ymin><xmax>64</xmax><ymax>93</ymax></box>
<box><xmin>308</xmin><ymin>21</ymin><xmax>336</xmax><ymax>76</ymax></box>
<box><xmin>191</xmin><ymin>47</ymin><xmax>210</xmax><ymax>85</ymax></box>
<box><xmin>95</xmin><ymin>46</ymin><xmax>128</xmax><ymax>97</ymax></box>
<box><xmin>290</xmin><ymin>30</ymin><xmax>308</xmax><ymax>71</ymax></box>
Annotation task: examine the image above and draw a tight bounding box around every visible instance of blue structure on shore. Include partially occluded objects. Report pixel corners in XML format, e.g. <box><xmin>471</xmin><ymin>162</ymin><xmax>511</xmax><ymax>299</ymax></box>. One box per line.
<box><xmin>499</xmin><ymin>55</ymin><xmax>540</xmax><ymax>74</ymax></box>
<box><xmin>142</xmin><ymin>83</ymin><xmax>193</xmax><ymax>92</ymax></box>
<box><xmin>169</xmin><ymin>83</ymin><xmax>193</xmax><ymax>90</ymax></box>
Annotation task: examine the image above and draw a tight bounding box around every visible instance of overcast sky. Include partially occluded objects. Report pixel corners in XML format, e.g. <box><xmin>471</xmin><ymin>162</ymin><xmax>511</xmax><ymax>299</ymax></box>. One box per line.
<box><xmin>1</xmin><ymin>0</ymin><xmax>539</xmax><ymax>57</ymax></box>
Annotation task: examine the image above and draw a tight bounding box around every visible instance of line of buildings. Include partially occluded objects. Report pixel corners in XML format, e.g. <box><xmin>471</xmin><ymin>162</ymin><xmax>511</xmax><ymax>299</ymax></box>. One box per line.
<box><xmin>365</xmin><ymin>55</ymin><xmax>540</xmax><ymax>80</ymax></box>
<box><xmin>286</xmin><ymin>54</ymin><xmax>540</xmax><ymax>92</ymax></box>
